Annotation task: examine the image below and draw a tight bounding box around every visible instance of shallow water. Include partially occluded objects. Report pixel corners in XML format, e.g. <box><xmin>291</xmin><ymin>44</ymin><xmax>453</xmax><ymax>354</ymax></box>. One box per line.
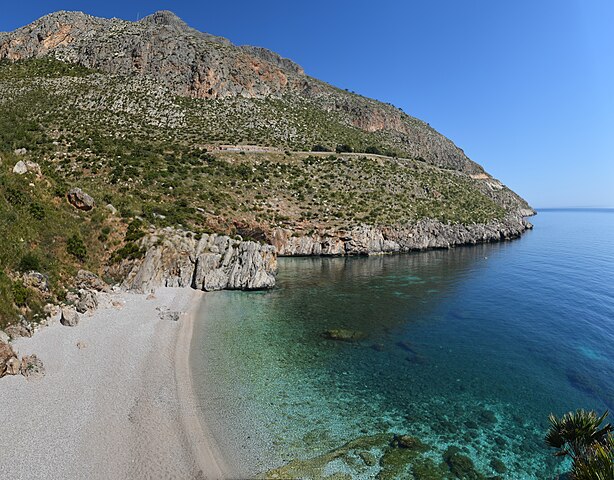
<box><xmin>191</xmin><ymin>210</ymin><xmax>614</xmax><ymax>479</ymax></box>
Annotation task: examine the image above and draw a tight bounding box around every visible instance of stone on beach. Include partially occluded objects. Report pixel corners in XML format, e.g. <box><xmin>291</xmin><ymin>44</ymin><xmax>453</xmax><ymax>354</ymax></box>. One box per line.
<box><xmin>20</xmin><ymin>354</ymin><xmax>45</xmax><ymax>379</ymax></box>
<box><xmin>60</xmin><ymin>307</ymin><xmax>80</xmax><ymax>326</ymax></box>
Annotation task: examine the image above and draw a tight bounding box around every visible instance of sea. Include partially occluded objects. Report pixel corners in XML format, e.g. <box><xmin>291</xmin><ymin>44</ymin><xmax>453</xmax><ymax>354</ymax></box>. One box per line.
<box><xmin>190</xmin><ymin>209</ymin><xmax>614</xmax><ymax>479</ymax></box>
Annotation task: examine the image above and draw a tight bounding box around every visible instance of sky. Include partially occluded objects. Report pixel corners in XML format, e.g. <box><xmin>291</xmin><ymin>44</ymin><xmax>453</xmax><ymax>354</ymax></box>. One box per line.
<box><xmin>1</xmin><ymin>1</ymin><xmax>613</xmax><ymax>208</ymax></box>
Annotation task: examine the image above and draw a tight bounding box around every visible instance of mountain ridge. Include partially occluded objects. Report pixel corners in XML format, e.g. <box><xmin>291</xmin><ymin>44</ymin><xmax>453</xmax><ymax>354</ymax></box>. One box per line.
<box><xmin>1</xmin><ymin>10</ymin><xmax>485</xmax><ymax>173</ymax></box>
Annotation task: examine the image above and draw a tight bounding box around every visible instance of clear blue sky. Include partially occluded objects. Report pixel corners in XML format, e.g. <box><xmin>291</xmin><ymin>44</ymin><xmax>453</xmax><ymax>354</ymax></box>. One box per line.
<box><xmin>2</xmin><ymin>1</ymin><xmax>613</xmax><ymax>208</ymax></box>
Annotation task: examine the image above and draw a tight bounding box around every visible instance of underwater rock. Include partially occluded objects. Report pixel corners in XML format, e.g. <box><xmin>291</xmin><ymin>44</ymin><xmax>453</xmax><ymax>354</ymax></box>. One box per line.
<box><xmin>443</xmin><ymin>446</ymin><xmax>485</xmax><ymax>480</ymax></box>
<box><xmin>490</xmin><ymin>458</ymin><xmax>506</xmax><ymax>474</ymax></box>
<box><xmin>358</xmin><ymin>451</ymin><xmax>376</xmax><ymax>466</ymax></box>
<box><xmin>411</xmin><ymin>457</ymin><xmax>450</xmax><ymax>480</ymax></box>
<box><xmin>264</xmin><ymin>433</ymin><xmax>392</xmax><ymax>479</ymax></box>
<box><xmin>321</xmin><ymin>329</ymin><xmax>367</xmax><ymax>342</ymax></box>
<box><xmin>478</xmin><ymin>409</ymin><xmax>497</xmax><ymax>425</ymax></box>
<box><xmin>391</xmin><ymin>434</ymin><xmax>429</xmax><ymax>451</ymax></box>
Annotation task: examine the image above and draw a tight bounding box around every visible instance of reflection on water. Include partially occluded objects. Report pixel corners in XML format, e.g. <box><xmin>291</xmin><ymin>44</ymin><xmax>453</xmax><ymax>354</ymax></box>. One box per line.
<box><xmin>191</xmin><ymin>210</ymin><xmax>614</xmax><ymax>479</ymax></box>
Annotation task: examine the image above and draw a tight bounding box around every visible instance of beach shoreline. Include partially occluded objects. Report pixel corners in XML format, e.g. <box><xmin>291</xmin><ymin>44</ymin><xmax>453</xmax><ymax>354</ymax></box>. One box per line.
<box><xmin>0</xmin><ymin>287</ymin><xmax>230</xmax><ymax>480</ymax></box>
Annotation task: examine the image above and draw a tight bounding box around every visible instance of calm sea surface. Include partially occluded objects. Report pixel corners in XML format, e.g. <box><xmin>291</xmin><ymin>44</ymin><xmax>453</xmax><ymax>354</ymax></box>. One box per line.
<box><xmin>191</xmin><ymin>210</ymin><xmax>614</xmax><ymax>479</ymax></box>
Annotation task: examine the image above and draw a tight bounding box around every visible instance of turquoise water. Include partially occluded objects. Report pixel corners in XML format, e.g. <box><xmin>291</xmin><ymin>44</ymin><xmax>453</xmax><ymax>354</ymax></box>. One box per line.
<box><xmin>191</xmin><ymin>210</ymin><xmax>614</xmax><ymax>479</ymax></box>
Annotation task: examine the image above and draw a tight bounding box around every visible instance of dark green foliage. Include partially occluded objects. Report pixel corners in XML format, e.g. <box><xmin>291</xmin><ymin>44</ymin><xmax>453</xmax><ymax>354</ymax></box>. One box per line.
<box><xmin>125</xmin><ymin>219</ymin><xmax>145</xmax><ymax>242</ymax></box>
<box><xmin>311</xmin><ymin>144</ymin><xmax>331</xmax><ymax>152</ymax></box>
<box><xmin>546</xmin><ymin>409</ymin><xmax>613</xmax><ymax>479</ymax></box>
<box><xmin>11</xmin><ymin>281</ymin><xmax>29</xmax><ymax>307</ymax></box>
<box><xmin>28</xmin><ymin>202</ymin><xmax>45</xmax><ymax>220</ymax></box>
<box><xmin>111</xmin><ymin>242</ymin><xmax>145</xmax><ymax>262</ymax></box>
<box><xmin>67</xmin><ymin>234</ymin><xmax>87</xmax><ymax>261</ymax></box>
<box><xmin>335</xmin><ymin>144</ymin><xmax>353</xmax><ymax>153</ymax></box>
<box><xmin>18</xmin><ymin>252</ymin><xmax>40</xmax><ymax>272</ymax></box>
<box><xmin>365</xmin><ymin>145</ymin><xmax>382</xmax><ymax>155</ymax></box>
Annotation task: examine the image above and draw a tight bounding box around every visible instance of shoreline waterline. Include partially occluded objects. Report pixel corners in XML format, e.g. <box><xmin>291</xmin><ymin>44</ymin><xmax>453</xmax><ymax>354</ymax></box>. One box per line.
<box><xmin>176</xmin><ymin>290</ymin><xmax>233</xmax><ymax>479</ymax></box>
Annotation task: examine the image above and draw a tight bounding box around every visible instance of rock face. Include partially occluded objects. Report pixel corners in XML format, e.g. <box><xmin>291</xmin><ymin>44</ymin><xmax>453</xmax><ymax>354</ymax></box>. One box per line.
<box><xmin>66</xmin><ymin>187</ymin><xmax>95</xmax><ymax>210</ymax></box>
<box><xmin>22</xmin><ymin>271</ymin><xmax>49</xmax><ymax>292</ymax></box>
<box><xmin>271</xmin><ymin>215</ymin><xmax>532</xmax><ymax>256</ymax></box>
<box><xmin>75</xmin><ymin>290</ymin><xmax>98</xmax><ymax>313</ymax></box>
<box><xmin>121</xmin><ymin>228</ymin><xmax>277</xmax><ymax>292</ymax></box>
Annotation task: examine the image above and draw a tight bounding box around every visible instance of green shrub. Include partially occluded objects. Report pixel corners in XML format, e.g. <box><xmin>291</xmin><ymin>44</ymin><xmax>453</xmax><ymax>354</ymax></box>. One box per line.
<box><xmin>67</xmin><ymin>234</ymin><xmax>87</xmax><ymax>261</ymax></box>
<box><xmin>12</xmin><ymin>281</ymin><xmax>28</xmax><ymax>306</ymax></box>
<box><xmin>18</xmin><ymin>252</ymin><xmax>40</xmax><ymax>272</ymax></box>
<box><xmin>335</xmin><ymin>144</ymin><xmax>353</xmax><ymax>153</ymax></box>
<box><xmin>28</xmin><ymin>203</ymin><xmax>45</xmax><ymax>220</ymax></box>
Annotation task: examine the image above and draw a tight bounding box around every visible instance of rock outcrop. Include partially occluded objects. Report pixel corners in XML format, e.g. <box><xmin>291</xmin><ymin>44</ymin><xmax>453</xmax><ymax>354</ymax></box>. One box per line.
<box><xmin>66</xmin><ymin>187</ymin><xmax>95</xmax><ymax>211</ymax></box>
<box><xmin>271</xmin><ymin>215</ymin><xmax>532</xmax><ymax>256</ymax></box>
<box><xmin>121</xmin><ymin>228</ymin><xmax>277</xmax><ymax>292</ymax></box>
<box><xmin>0</xmin><ymin>342</ymin><xmax>19</xmax><ymax>378</ymax></box>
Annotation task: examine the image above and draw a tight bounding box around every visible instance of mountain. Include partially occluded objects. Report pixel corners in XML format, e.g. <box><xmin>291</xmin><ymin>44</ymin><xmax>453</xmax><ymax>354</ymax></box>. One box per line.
<box><xmin>0</xmin><ymin>11</ymin><xmax>533</xmax><ymax>328</ymax></box>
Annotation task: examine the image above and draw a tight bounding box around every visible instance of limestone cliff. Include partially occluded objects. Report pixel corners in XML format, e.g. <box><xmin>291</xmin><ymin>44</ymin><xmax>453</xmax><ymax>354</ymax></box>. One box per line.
<box><xmin>120</xmin><ymin>229</ymin><xmax>276</xmax><ymax>292</ymax></box>
<box><xmin>271</xmin><ymin>215</ymin><xmax>532</xmax><ymax>256</ymax></box>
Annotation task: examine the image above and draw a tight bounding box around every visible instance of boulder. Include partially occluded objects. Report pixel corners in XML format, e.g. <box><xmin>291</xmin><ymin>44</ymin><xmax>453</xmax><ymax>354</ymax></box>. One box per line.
<box><xmin>60</xmin><ymin>307</ymin><xmax>80</xmax><ymax>327</ymax></box>
<box><xmin>23</xmin><ymin>271</ymin><xmax>49</xmax><ymax>292</ymax></box>
<box><xmin>25</xmin><ymin>161</ymin><xmax>42</xmax><ymax>176</ymax></box>
<box><xmin>0</xmin><ymin>342</ymin><xmax>18</xmax><ymax>378</ymax></box>
<box><xmin>4</xmin><ymin>321</ymin><xmax>32</xmax><ymax>339</ymax></box>
<box><xmin>12</xmin><ymin>160</ymin><xmax>28</xmax><ymax>174</ymax></box>
<box><xmin>75</xmin><ymin>290</ymin><xmax>98</xmax><ymax>313</ymax></box>
<box><xmin>105</xmin><ymin>204</ymin><xmax>117</xmax><ymax>215</ymax></box>
<box><xmin>5</xmin><ymin>356</ymin><xmax>21</xmax><ymax>376</ymax></box>
<box><xmin>13</xmin><ymin>148</ymin><xmax>27</xmax><ymax>156</ymax></box>
<box><xmin>0</xmin><ymin>330</ymin><xmax>9</xmax><ymax>344</ymax></box>
<box><xmin>67</xmin><ymin>188</ymin><xmax>95</xmax><ymax>211</ymax></box>
<box><xmin>20</xmin><ymin>354</ymin><xmax>45</xmax><ymax>379</ymax></box>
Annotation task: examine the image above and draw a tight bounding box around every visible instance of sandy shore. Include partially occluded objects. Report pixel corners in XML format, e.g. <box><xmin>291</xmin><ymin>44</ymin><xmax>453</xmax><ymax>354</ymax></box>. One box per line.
<box><xmin>0</xmin><ymin>287</ymin><xmax>230</xmax><ymax>479</ymax></box>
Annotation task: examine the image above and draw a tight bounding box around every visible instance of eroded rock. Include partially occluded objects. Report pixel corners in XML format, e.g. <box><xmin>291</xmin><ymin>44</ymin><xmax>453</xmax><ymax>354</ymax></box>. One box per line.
<box><xmin>0</xmin><ymin>342</ymin><xmax>19</xmax><ymax>378</ymax></box>
<box><xmin>23</xmin><ymin>271</ymin><xmax>49</xmax><ymax>292</ymax></box>
<box><xmin>75</xmin><ymin>290</ymin><xmax>98</xmax><ymax>313</ymax></box>
<box><xmin>121</xmin><ymin>228</ymin><xmax>277</xmax><ymax>292</ymax></box>
<box><xmin>60</xmin><ymin>307</ymin><xmax>79</xmax><ymax>326</ymax></box>
<box><xmin>67</xmin><ymin>187</ymin><xmax>95</xmax><ymax>211</ymax></box>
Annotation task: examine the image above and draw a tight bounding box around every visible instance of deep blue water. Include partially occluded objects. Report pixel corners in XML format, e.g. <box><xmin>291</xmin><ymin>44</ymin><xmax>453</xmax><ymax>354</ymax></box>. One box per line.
<box><xmin>191</xmin><ymin>210</ymin><xmax>614</xmax><ymax>479</ymax></box>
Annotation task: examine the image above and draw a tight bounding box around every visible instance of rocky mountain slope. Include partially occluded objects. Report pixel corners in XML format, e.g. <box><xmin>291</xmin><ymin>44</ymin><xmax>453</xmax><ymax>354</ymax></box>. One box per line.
<box><xmin>2</xmin><ymin>10</ymin><xmax>494</xmax><ymax>173</ymax></box>
<box><xmin>0</xmin><ymin>11</ymin><xmax>533</xmax><ymax>330</ymax></box>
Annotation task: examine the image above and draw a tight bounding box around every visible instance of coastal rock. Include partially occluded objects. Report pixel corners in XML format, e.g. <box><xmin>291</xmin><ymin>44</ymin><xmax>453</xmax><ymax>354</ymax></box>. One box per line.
<box><xmin>66</xmin><ymin>187</ymin><xmax>95</xmax><ymax>211</ymax></box>
<box><xmin>75</xmin><ymin>290</ymin><xmax>98</xmax><ymax>313</ymax></box>
<box><xmin>75</xmin><ymin>269</ymin><xmax>109</xmax><ymax>292</ymax></box>
<box><xmin>20</xmin><ymin>354</ymin><xmax>45</xmax><ymax>379</ymax></box>
<box><xmin>60</xmin><ymin>307</ymin><xmax>79</xmax><ymax>326</ymax></box>
<box><xmin>4</xmin><ymin>321</ymin><xmax>32</xmax><ymax>339</ymax></box>
<box><xmin>121</xmin><ymin>228</ymin><xmax>277</xmax><ymax>292</ymax></box>
<box><xmin>0</xmin><ymin>342</ymin><xmax>19</xmax><ymax>378</ymax></box>
<box><xmin>272</xmin><ymin>215</ymin><xmax>532</xmax><ymax>256</ymax></box>
<box><xmin>22</xmin><ymin>271</ymin><xmax>49</xmax><ymax>292</ymax></box>
<box><xmin>5</xmin><ymin>356</ymin><xmax>21</xmax><ymax>376</ymax></box>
